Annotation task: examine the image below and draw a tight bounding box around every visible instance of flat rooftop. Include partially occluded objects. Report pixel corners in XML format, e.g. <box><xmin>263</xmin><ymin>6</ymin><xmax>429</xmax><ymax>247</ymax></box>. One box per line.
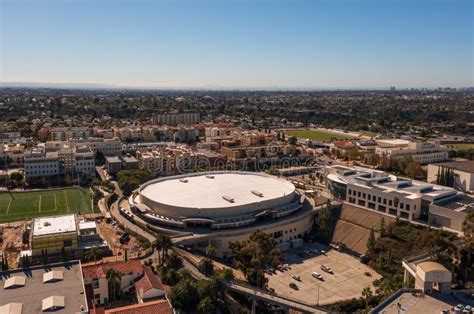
<box><xmin>376</xmin><ymin>139</ymin><xmax>410</xmax><ymax>146</ymax></box>
<box><xmin>374</xmin><ymin>291</ymin><xmax>473</xmax><ymax>314</ymax></box>
<box><xmin>33</xmin><ymin>214</ymin><xmax>77</xmax><ymax>236</ymax></box>
<box><xmin>140</xmin><ymin>172</ymin><xmax>295</xmax><ymax>209</ymax></box>
<box><xmin>105</xmin><ymin>156</ymin><xmax>121</xmax><ymax>163</ymax></box>
<box><xmin>434</xmin><ymin>160</ymin><xmax>474</xmax><ymax>174</ymax></box>
<box><xmin>326</xmin><ymin>165</ymin><xmax>456</xmax><ymax>201</ymax></box>
<box><xmin>0</xmin><ymin>261</ymin><xmax>87</xmax><ymax>313</ymax></box>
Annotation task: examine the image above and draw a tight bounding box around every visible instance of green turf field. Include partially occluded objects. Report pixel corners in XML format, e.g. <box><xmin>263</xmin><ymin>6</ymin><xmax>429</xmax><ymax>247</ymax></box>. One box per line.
<box><xmin>449</xmin><ymin>143</ymin><xmax>474</xmax><ymax>150</ymax></box>
<box><xmin>0</xmin><ymin>188</ymin><xmax>92</xmax><ymax>223</ymax></box>
<box><xmin>285</xmin><ymin>129</ymin><xmax>354</xmax><ymax>141</ymax></box>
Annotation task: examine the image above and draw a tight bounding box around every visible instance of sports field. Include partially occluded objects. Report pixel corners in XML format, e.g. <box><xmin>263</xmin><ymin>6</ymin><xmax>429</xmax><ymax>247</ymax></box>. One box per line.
<box><xmin>0</xmin><ymin>188</ymin><xmax>92</xmax><ymax>223</ymax></box>
<box><xmin>450</xmin><ymin>143</ymin><xmax>474</xmax><ymax>150</ymax></box>
<box><xmin>285</xmin><ymin>129</ymin><xmax>354</xmax><ymax>141</ymax></box>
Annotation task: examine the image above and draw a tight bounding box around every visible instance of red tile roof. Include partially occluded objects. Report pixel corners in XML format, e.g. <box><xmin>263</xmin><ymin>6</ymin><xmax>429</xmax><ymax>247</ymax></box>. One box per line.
<box><xmin>82</xmin><ymin>260</ymin><xmax>143</xmax><ymax>280</ymax></box>
<box><xmin>334</xmin><ymin>141</ymin><xmax>355</xmax><ymax>149</ymax></box>
<box><xmin>135</xmin><ymin>266</ymin><xmax>165</xmax><ymax>294</ymax></box>
<box><xmin>104</xmin><ymin>299</ymin><xmax>172</xmax><ymax>314</ymax></box>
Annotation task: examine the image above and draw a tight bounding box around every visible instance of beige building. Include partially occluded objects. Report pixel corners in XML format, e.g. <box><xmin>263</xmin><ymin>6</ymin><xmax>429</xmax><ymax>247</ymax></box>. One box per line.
<box><xmin>82</xmin><ymin>260</ymin><xmax>144</xmax><ymax>306</ymax></box>
<box><xmin>427</xmin><ymin>160</ymin><xmax>474</xmax><ymax>193</ymax></box>
<box><xmin>325</xmin><ymin>165</ymin><xmax>474</xmax><ymax>231</ymax></box>
<box><xmin>376</xmin><ymin>141</ymin><xmax>448</xmax><ymax>164</ymax></box>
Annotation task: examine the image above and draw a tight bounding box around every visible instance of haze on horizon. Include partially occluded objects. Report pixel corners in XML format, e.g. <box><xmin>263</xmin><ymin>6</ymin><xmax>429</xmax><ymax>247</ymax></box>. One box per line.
<box><xmin>1</xmin><ymin>0</ymin><xmax>473</xmax><ymax>89</ymax></box>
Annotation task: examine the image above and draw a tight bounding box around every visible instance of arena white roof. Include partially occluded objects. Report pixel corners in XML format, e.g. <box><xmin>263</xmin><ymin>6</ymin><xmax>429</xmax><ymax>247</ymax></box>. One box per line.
<box><xmin>140</xmin><ymin>172</ymin><xmax>295</xmax><ymax>209</ymax></box>
<box><xmin>33</xmin><ymin>214</ymin><xmax>77</xmax><ymax>236</ymax></box>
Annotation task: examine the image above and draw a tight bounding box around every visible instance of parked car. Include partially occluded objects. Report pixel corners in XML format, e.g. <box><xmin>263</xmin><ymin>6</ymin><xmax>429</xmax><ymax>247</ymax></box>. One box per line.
<box><xmin>454</xmin><ymin>305</ymin><xmax>464</xmax><ymax>312</ymax></box>
<box><xmin>289</xmin><ymin>282</ymin><xmax>298</xmax><ymax>290</ymax></box>
<box><xmin>320</xmin><ymin>265</ymin><xmax>333</xmax><ymax>274</ymax></box>
<box><xmin>291</xmin><ymin>275</ymin><xmax>301</xmax><ymax>281</ymax></box>
<box><xmin>312</xmin><ymin>272</ymin><xmax>324</xmax><ymax>280</ymax></box>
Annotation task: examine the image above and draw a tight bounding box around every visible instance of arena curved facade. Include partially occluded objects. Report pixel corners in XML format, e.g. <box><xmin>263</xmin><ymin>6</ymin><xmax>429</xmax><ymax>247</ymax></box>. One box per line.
<box><xmin>129</xmin><ymin>171</ymin><xmax>304</xmax><ymax>230</ymax></box>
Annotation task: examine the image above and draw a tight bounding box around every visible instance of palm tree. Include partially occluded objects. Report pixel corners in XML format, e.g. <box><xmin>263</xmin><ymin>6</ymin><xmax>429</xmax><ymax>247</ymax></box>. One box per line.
<box><xmin>155</xmin><ymin>233</ymin><xmax>172</xmax><ymax>265</ymax></box>
<box><xmin>106</xmin><ymin>269</ymin><xmax>122</xmax><ymax>302</ymax></box>
<box><xmin>85</xmin><ymin>247</ymin><xmax>102</xmax><ymax>264</ymax></box>
<box><xmin>153</xmin><ymin>239</ymin><xmax>162</xmax><ymax>265</ymax></box>
<box><xmin>197</xmin><ymin>296</ymin><xmax>215</xmax><ymax>313</ymax></box>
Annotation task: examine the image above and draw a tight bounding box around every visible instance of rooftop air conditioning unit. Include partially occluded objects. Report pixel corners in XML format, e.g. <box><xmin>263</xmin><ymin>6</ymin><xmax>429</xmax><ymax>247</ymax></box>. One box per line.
<box><xmin>222</xmin><ymin>195</ymin><xmax>235</xmax><ymax>203</ymax></box>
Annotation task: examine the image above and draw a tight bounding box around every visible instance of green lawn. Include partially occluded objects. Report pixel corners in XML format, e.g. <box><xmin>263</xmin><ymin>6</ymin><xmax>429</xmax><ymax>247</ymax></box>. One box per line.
<box><xmin>285</xmin><ymin>129</ymin><xmax>354</xmax><ymax>141</ymax></box>
<box><xmin>0</xmin><ymin>188</ymin><xmax>92</xmax><ymax>223</ymax></box>
<box><xmin>448</xmin><ymin>143</ymin><xmax>474</xmax><ymax>150</ymax></box>
<box><xmin>358</xmin><ymin>130</ymin><xmax>378</xmax><ymax>137</ymax></box>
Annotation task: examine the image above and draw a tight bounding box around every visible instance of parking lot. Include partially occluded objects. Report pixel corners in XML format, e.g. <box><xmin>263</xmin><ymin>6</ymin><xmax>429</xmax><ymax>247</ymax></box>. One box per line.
<box><xmin>266</xmin><ymin>242</ymin><xmax>381</xmax><ymax>306</ymax></box>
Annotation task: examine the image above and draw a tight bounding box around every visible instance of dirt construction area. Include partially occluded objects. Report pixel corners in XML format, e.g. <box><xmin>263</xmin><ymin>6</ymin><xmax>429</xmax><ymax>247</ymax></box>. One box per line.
<box><xmin>1</xmin><ymin>225</ymin><xmax>24</xmax><ymax>268</ymax></box>
<box><xmin>266</xmin><ymin>242</ymin><xmax>381</xmax><ymax>306</ymax></box>
<box><xmin>96</xmin><ymin>220</ymin><xmax>141</xmax><ymax>256</ymax></box>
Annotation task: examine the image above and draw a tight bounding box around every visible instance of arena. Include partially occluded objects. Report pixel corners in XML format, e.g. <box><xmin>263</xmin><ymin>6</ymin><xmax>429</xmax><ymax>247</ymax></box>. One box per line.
<box><xmin>129</xmin><ymin>171</ymin><xmax>303</xmax><ymax>230</ymax></box>
<box><xmin>127</xmin><ymin>171</ymin><xmax>325</xmax><ymax>258</ymax></box>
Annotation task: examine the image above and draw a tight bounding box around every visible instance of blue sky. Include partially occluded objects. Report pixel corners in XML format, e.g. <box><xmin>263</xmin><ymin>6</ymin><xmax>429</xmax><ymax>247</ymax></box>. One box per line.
<box><xmin>1</xmin><ymin>0</ymin><xmax>473</xmax><ymax>89</ymax></box>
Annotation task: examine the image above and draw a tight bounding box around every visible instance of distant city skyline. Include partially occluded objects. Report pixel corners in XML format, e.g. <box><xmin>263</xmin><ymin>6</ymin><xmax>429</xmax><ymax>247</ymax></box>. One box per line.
<box><xmin>1</xmin><ymin>0</ymin><xmax>473</xmax><ymax>89</ymax></box>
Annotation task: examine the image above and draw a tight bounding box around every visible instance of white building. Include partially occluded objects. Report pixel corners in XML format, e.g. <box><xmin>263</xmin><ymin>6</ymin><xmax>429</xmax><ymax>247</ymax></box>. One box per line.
<box><xmin>325</xmin><ymin>165</ymin><xmax>474</xmax><ymax>231</ymax></box>
<box><xmin>24</xmin><ymin>142</ymin><xmax>95</xmax><ymax>181</ymax></box>
<box><xmin>375</xmin><ymin>141</ymin><xmax>448</xmax><ymax>164</ymax></box>
<box><xmin>69</xmin><ymin>138</ymin><xmax>122</xmax><ymax>156</ymax></box>
<box><xmin>427</xmin><ymin>160</ymin><xmax>474</xmax><ymax>193</ymax></box>
<box><xmin>51</xmin><ymin>127</ymin><xmax>90</xmax><ymax>141</ymax></box>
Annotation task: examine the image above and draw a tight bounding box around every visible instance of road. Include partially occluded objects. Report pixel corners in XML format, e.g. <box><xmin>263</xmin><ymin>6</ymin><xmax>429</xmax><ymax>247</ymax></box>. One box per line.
<box><xmin>228</xmin><ymin>283</ymin><xmax>328</xmax><ymax>314</ymax></box>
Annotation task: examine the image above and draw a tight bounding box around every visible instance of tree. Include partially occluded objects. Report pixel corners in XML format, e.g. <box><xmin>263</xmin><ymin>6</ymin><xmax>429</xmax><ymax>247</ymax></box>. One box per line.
<box><xmin>229</xmin><ymin>230</ymin><xmax>281</xmax><ymax>288</ymax></box>
<box><xmin>367</xmin><ymin>228</ymin><xmax>376</xmax><ymax>253</ymax></box>
<box><xmin>288</xmin><ymin>136</ymin><xmax>297</xmax><ymax>145</ymax></box>
<box><xmin>106</xmin><ymin>269</ymin><xmax>122</xmax><ymax>302</ymax></box>
<box><xmin>314</xmin><ymin>205</ymin><xmax>334</xmax><ymax>243</ymax></box>
<box><xmin>2</xmin><ymin>253</ymin><xmax>9</xmax><ymax>270</ymax></box>
<box><xmin>198</xmin><ymin>258</ymin><xmax>214</xmax><ymax>276</ymax></box>
<box><xmin>205</xmin><ymin>243</ymin><xmax>216</xmax><ymax>258</ymax></box>
<box><xmin>95</xmin><ymin>151</ymin><xmax>106</xmax><ymax>166</ymax></box>
<box><xmin>379</xmin><ymin>218</ymin><xmax>386</xmax><ymax>237</ymax></box>
<box><xmin>168</xmin><ymin>278</ymin><xmax>200</xmax><ymax>311</ymax></box>
<box><xmin>361</xmin><ymin>286</ymin><xmax>373</xmax><ymax>309</ymax></box>
<box><xmin>117</xmin><ymin>169</ymin><xmax>154</xmax><ymax>196</ymax></box>
<box><xmin>154</xmin><ymin>233</ymin><xmax>173</xmax><ymax>266</ymax></box>
<box><xmin>197</xmin><ymin>296</ymin><xmax>215</xmax><ymax>313</ymax></box>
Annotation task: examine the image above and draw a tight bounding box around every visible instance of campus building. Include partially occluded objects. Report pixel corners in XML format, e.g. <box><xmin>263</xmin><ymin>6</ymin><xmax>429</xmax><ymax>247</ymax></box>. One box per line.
<box><xmin>375</xmin><ymin>140</ymin><xmax>448</xmax><ymax>164</ymax></box>
<box><xmin>51</xmin><ymin>127</ymin><xmax>91</xmax><ymax>141</ymax></box>
<box><xmin>427</xmin><ymin>160</ymin><xmax>474</xmax><ymax>193</ymax></box>
<box><xmin>0</xmin><ymin>261</ymin><xmax>88</xmax><ymax>314</ymax></box>
<box><xmin>24</xmin><ymin>142</ymin><xmax>95</xmax><ymax>182</ymax></box>
<box><xmin>129</xmin><ymin>171</ymin><xmax>318</xmax><ymax>258</ymax></box>
<box><xmin>152</xmin><ymin>111</ymin><xmax>200</xmax><ymax>126</ymax></box>
<box><xmin>30</xmin><ymin>214</ymin><xmax>109</xmax><ymax>263</ymax></box>
<box><xmin>69</xmin><ymin>137</ymin><xmax>123</xmax><ymax>156</ymax></box>
<box><xmin>324</xmin><ymin>165</ymin><xmax>474</xmax><ymax>231</ymax></box>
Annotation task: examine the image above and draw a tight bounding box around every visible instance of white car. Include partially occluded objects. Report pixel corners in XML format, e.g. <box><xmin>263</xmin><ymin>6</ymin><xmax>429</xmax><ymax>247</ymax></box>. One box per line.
<box><xmin>321</xmin><ymin>265</ymin><xmax>334</xmax><ymax>274</ymax></box>
<box><xmin>312</xmin><ymin>272</ymin><xmax>323</xmax><ymax>280</ymax></box>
